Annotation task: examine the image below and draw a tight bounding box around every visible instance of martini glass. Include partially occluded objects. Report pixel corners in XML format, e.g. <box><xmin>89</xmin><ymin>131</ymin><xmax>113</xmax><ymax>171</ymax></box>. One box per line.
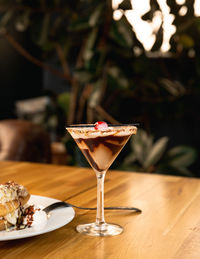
<box><xmin>66</xmin><ymin>123</ymin><xmax>137</xmax><ymax>236</ymax></box>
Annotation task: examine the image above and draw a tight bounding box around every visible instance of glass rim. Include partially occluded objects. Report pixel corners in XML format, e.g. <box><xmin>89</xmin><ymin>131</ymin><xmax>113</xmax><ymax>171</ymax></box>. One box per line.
<box><xmin>66</xmin><ymin>123</ymin><xmax>139</xmax><ymax>128</ymax></box>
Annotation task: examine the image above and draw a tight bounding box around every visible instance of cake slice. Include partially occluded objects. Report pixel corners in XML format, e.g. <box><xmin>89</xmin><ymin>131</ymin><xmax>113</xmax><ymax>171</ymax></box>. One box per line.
<box><xmin>0</xmin><ymin>181</ymin><xmax>30</xmax><ymax>230</ymax></box>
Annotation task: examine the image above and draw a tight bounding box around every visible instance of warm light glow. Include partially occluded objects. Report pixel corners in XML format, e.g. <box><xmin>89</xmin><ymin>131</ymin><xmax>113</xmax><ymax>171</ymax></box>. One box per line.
<box><xmin>133</xmin><ymin>46</ymin><xmax>142</xmax><ymax>56</ymax></box>
<box><xmin>179</xmin><ymin>6</ymin><xmax>188</xmax><ymax>16</ymax></box>
<box><xmin>188</xmin><ymin>49</ymin><xmax>195</xmax><ymax>58</ymax></box>
<box><xmin>125</xmin><ymin>0</ymin><xmax>158</xmax><ymax>51</ymax></box>
<box><xmin>176</xmin><ymin>0</ymin><xmax>185</xmax><ymax>5</ymax></box>
<box><xmin>112</xmin><ymin>0</ymin><xmax>123</xmax><ymax>9</ymax></box>
<box><xmin>126</xmin><ymin>9</ymin><xmax>156</xmax><ymax>51</ymax></box>
<box><xmin>130</xmin><ymin>0</ymin><xmax>150</xmax><ymax>15</ymax></box>
<box><xmin>157</xmin><ymin>0</ymin><xmax>176</xmax><ymax>52</ymax></box>
<box><xmin>152</xmin><ymin>11</ymin><xmax>162</xmax><ymax>32</ymax></box>
<box><xmin>194</xmin><ymin>0</ymin><xmax>200</xmax><ymax>16</ymax></box>
<box><xmin>112</xmin><ymin>0</ymin><xmax>200</xmax><ymax>52</ymax></box>
<box><xmin>113</xmin><ymin>9</ymin><xmax>123</xmax><ymax>20</ymax></box>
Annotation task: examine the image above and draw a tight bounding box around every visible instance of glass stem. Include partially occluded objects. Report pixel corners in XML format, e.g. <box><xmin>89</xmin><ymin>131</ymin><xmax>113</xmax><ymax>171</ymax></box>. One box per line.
<box><xmin>95</xmin><ymin>171</ymin><xmax>106</xmax><ymax>226</ymax></box>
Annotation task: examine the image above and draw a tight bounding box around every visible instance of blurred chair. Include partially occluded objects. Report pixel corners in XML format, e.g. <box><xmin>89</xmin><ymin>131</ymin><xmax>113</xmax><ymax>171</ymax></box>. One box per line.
<box><xmin>0</xmin><ymin>119</ymin><xmax>51</xmax><ymax>163</ymax></box>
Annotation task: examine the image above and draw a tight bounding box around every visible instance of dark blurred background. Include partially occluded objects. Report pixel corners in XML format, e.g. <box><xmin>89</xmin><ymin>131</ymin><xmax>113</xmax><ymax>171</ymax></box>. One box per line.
<box><xmin>0</xmin><ymin>0</ymin><xmax>199</xmax><ymax>176</ymax></box>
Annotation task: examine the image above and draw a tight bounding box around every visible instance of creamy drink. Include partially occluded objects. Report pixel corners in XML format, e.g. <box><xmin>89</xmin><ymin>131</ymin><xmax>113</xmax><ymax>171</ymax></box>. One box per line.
<box><xmin>68</xmin><ymin>125</ymin><xmax>136</xmax><ymax>172</ymax></box>
<box><xmin>66</xmin><ymin>122</ymin><xmax>137</xmax><ymax>236</ymax></box>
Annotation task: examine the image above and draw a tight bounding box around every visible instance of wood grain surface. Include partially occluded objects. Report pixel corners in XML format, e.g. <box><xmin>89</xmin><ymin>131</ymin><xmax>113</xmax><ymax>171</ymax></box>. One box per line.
<box><xmin>0</xmin><ymin>161</ymin><xmax>200</xmax><ymax>259</ymax></box>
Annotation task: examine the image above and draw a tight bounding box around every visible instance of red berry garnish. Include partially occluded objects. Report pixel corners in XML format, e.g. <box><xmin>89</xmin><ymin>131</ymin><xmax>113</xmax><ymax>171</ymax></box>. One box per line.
<box><xmin>94</xmin><ymin>121</ymin><xmax>108</xmax><ymax>130</ymax></box>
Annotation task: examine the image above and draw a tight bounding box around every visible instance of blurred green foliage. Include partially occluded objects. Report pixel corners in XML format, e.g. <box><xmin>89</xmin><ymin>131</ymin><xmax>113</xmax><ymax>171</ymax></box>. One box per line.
<box><xmin>0</xmin><ymin>0</ymin><xmax>199</xmax><ymax>175</ymax></box>
<box><xmin>123</xmin><ymin>129</ymin><xmax>197</xmax><ymax>176</ymax></box>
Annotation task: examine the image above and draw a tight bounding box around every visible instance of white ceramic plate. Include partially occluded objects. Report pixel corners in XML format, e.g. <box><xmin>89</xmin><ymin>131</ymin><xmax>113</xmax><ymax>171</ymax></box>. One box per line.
<box><xmin>0</xmin><ymin>195</ymin><xmax>75</xmax><ymax>241</ymax></box>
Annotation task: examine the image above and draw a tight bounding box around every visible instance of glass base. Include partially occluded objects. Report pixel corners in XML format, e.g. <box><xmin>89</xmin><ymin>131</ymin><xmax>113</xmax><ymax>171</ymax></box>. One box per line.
<box><xmin>76</xmin><ymin>222</ymin><xmax>123</xmax><ymax>236</ymax></box>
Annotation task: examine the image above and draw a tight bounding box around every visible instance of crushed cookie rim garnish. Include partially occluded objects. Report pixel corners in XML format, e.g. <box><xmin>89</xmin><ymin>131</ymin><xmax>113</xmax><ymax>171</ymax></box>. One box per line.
<box><xmin>66</xmin><ymin>122</ymin><xmax>138</xmax><ymax>138</ymax></box>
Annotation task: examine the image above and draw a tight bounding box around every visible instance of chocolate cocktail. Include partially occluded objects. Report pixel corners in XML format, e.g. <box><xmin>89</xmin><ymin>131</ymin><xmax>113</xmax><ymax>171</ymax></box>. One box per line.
<box><xmin>66</xmin><ymin>122</ymin><xmax>137</xmax><ymax>236</ymax></box>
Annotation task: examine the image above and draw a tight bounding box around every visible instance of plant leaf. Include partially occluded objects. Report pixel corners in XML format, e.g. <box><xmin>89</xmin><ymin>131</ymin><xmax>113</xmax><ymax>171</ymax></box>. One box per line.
<box><xmin>160</xmin><ymin>78</ymin><xmax>186</xmax><ymax>96</ymax></box>
<box><xmin>143</xmin><ymin>137</ymin><xmax>169</xmax><ymax>169</ymax></box>
<box><xmin>0</xmin><ymin>10</ymin><xmax>13</xmax><ymax>27</ymax></box>
<box><xmin>68</xmin><ymin>17</ymin><xmax>90</xmax><ymax>31</ymax></box>
<box><xmin>88</xmin><ymin>80</ymin><xmax>102</xmax><ymax>108</ymax></box>
<box><xmin>166</xmin><ymin>146</ymin><xmax>197</xmax><ymax>168</ymax></box>
<box><xmin>89</xmin><ymin>3</ymin><xmax>103</xmax><ymax>27</ymax></box>
<box><xmin>15</xmin><ymin>10</ymin><xmax>30</xmax><ymax>32</ymax></box>
<box><xmin>123</xmin><ymin>153</ymin><xmax>137</xmax><ymax>165</ymax></box>
<box><xmin>38</xmin><ymin>13</ymin><xmax>51</xmax><ymax>46</ymax></box>
<box><xmin>131</xmin><ymin>129</ymin><xmax>153</xmax><ymax>166</ymax></box>
<box><xmin>131</xmin><ymin>132</ymin><xmax>144</xmax><ymax>164</ymax></box>
<box><xmin>173</xmin><ymin>167</ymin><xmax>194</xmax><ymax>177</ymax></box>
<box><xmin>155</xmin><ymin>164</ymin><xmax>194</xmax><ymax>177</ymax></box>
<box><xmin>83</xmin><ymin>27</ymin><xmax>98</xmax><ymax>61</ymax></box>
<box><xmin>108</xmin><ymin>66</ymin><xmax>129</xmax><ymax>89</ymax></box>
<box><xmin>0</xmin><ymin>10</ymin><xmax>13</xmax><ymax>34</ymax></box>
<box><xmin>110</xmin><ymin>16</ymin><xmax>133</xmax><ymax>48</ymax></box>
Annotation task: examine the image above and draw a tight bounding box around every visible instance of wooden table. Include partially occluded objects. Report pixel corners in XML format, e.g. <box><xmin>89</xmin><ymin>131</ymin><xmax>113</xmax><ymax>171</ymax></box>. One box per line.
<box><xmin>0</xmin><ymin>161</ymin><xmax>200</xmax><ymax>259</ymax></box>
